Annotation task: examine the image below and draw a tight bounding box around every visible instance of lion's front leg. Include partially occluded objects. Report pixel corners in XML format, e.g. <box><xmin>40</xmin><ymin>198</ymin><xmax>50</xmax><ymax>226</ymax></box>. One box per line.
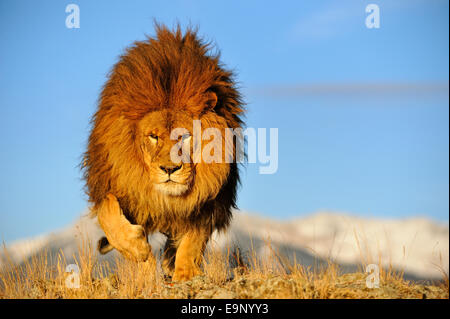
<box><xmin>96</xmin><ymin>193</ymin><xmax>153</xmax><ymax>263</ymax></box>
<box><xmin>172</xmin><ymin>229</ymin><xmax>210</xmax><ymax>282</ymax></box>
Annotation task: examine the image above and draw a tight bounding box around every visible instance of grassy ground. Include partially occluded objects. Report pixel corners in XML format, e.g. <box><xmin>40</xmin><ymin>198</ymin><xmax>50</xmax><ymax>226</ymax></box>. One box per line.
<box><xmin>0</xmin><ymin>238</ymin><xmax>448</xmax><ymax>299</ymax></box>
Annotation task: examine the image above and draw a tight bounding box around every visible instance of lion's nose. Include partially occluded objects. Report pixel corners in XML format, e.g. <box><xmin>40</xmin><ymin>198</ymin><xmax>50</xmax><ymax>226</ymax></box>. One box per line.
<box><xmin>159</xmin><ymin>164</ymin><xmax>182</xmax><ymax>175</ymax></box>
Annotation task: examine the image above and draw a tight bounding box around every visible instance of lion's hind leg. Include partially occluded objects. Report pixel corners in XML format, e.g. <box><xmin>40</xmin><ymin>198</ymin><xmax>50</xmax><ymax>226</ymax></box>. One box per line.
<box><xmin>161</xmin><ymin>234</ymin><xmax>177</xmax><ymax>278</ymax></box>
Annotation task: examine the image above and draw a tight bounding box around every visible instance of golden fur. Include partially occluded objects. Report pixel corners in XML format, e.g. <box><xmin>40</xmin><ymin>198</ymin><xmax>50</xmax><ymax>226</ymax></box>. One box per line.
<box><xmin>82</xmin><ymin>24</ymin><xmax>244</xmax><ymax>281</ymax></box>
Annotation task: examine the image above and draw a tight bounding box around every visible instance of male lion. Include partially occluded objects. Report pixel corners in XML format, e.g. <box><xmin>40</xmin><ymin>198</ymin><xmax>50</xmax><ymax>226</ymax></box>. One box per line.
<box><xmin>82</xmin><ymin>24</ymin><xmax>244</xmax><ymax>281</ymax></box>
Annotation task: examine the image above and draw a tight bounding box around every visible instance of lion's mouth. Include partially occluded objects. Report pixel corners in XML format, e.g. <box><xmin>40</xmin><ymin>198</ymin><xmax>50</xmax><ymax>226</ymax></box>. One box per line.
<box><xmin>154</xmin><ymin>179</ymin><xmax>190</xmax><ymax>196</ymax></box>
<box><xmin>162</xmin><ymin>179</ymin><xmax>179</xmax><ymax>184</ymax></box>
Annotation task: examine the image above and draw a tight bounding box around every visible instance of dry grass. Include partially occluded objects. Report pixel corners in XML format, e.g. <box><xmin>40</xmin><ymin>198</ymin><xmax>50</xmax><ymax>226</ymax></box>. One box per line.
<box><xmin>0</xmin><ymin>235</ymin><xmax>448</xmax><ymax>299</ymax></box>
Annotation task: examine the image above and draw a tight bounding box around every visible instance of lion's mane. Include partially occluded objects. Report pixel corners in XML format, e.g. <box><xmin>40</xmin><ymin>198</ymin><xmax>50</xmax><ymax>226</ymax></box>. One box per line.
<box><xmin>83</xmin><ymin>24</ymin><xmax>244</xmax><ymax>235</ymax></box>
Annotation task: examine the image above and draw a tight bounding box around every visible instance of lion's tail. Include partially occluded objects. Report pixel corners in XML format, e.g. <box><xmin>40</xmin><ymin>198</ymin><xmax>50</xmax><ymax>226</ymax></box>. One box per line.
<box><xmin>97</xmin><ymin>236</ymin><xmax>114</xmax><ymax>254</ymax></box>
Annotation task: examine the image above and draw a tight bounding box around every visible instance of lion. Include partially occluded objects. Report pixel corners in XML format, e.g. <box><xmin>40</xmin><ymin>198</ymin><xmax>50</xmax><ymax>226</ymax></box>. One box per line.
<box><xmin>82</xmin><ymin>24</ymin><xmax>244</xmax><ymax>281</ymax></box>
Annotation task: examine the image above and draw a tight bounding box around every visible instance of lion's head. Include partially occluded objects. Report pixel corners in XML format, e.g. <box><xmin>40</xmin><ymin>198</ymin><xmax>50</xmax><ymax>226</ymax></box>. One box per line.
<box><xmin>83</xmin><ymin>24</ymin><xmax>244</xmax><ymax>233</ymax></box>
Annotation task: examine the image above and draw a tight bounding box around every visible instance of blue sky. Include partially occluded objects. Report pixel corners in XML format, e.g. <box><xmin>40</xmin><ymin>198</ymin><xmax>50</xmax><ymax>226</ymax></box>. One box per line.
<box><xmin>0</xmin><ymin>0</ymin><xmax>448</xmax><ymax>242</ymax></box>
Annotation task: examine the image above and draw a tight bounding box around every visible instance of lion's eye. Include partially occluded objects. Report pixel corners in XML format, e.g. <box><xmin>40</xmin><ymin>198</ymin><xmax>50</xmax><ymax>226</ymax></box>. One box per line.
<box><xmin>148</xmin><ymin>134</ymin><xmax>158</xmax><ymax>143</ymax></box>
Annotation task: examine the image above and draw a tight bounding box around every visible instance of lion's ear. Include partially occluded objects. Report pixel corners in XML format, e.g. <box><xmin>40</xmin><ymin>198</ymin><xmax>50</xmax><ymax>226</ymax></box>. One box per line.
<box><xmin>186</xmin><ymin>91</ymin><xmax>218</xmax><ymax>114</ymax></box>
<box><xmin>204</xmin><ymin>91</ymin><xmax>217</xmax><ymax>110</ymax></box>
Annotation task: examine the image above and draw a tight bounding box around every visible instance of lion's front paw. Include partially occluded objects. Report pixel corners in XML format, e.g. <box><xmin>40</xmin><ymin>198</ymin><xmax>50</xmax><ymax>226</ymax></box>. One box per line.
<box><xmin>113</xmin><ymin>225</ymin><xmax>152</xmax><ymax>262</ymax></box>
<box><xmin>172</xmin><ymin>263</ymin><xmax>202</xmax><ymax>282</ymax></box>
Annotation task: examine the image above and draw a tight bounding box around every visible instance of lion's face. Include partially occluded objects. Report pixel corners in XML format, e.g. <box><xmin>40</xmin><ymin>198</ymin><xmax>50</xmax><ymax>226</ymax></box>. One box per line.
<box><xmin>138</xmin><ymin>109</ymin><xmax>196</xmax><ymax>196</ymax></box>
